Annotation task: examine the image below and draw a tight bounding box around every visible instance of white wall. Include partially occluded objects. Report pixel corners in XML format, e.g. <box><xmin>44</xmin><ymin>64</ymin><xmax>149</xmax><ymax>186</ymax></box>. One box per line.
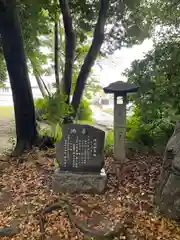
<box><xmin>0</xmin><ymin>87</ymin><xmax>42</xmax><ymax>106</ymax></box>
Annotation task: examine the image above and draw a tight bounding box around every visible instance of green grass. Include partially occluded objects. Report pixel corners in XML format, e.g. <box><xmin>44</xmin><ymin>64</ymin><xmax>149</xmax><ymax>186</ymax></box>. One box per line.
<box><xmin>102</xmin><ymin>108</ymin><xmax>113</xmax><ymax>115</ymax></box>
<box><xmin>0</xmin><ymin>106</ymin><xmax>14</xmax><ymax>118</ymax></box>
<box><xmin>77</xmin><ymin>119</ymin><xmax>95</xmax><ymax>125</ymax></box>
<box><xmin>0</xmin><ymin>106</ymin><xmax>95</xmax><ymax>124</ymax></box>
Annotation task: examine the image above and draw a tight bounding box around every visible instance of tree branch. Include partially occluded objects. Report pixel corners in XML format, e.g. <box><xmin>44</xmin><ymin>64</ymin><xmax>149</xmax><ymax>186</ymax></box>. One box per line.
<box><xmin>59</xmin><ymin>0</ymin><xmax>75</xmax><ymax>103</ymax></box>
<box><xmin>74</xmin><ymin>52</ymin><xmax>82</xmax><ymax>62</ymax></box>
<box><xmin>71</xmin><ymin>0</ymin><xmax>109</xmax><ymax>116</ymax></box>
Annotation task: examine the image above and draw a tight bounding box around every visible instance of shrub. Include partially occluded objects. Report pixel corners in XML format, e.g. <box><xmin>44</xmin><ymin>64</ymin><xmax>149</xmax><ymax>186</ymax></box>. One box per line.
<box><xmin>104</xmin><ymin>130</ymin><xmax>114</xmax><ymax>155</ymax></box>
<box><xmin>77</xmin><ymin>98</ymin><xmax>93</xmax><ymax>122</ymax></box>
<box><xmin>35</xmin><ymin>92</ymin><xmax>71</xmax><ymax>141</ymax></box>
<box><xmin>35</xmin><ymin>96</ymin><xmax>93</xmax><ymax>122</ymax></box>
<box><xmin>35</xmin><ymin>94</ymin><xmax>93</xmax><ymax>141</ymax></box>
<box><xmin>35</xmin><ymin>92</ymin><xmax>71</xmax><ymax>123</ymax></box>
<box><xmin>127</xmin><ymin>113</ymin><xmax>154</xmax><ymax>146</ymax></box>
<box><xmin>126</xmin><ymin>106</ymin><xmax>175</xmax><ymax>149</ymax></box>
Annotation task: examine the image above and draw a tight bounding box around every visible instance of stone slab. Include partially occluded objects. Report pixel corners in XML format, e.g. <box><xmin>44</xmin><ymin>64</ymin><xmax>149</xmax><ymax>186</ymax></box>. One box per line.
<box><xmin>52</xmin><ymin>169</ymin><xmax>107</xmax><ymax>194</ymax></box>
<box><xmin>56</xmin><ymin>124</ymin><xmax>105</xmax><ymax>172</ymax></box>
<box><xmin>156</xmin><ymin>121</ymin><xmax>180</xmax><ymax>220</ymax></box>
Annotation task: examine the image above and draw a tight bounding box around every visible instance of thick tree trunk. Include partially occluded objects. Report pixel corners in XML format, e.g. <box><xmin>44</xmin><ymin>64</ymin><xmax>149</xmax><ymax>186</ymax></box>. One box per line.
<box><xmin>0</xmin><ymin>0</ymin><xmax>38</xmax><ymax>156</ymax></box>
<box><xmin>54</xmin><ymin>21</ymin><xmax>60</xmax><ymax>90</ymax></box>
<box><xmin>59</xmin><ymin>0</ymin><xmax>75</xmax><ymax>104</ymax></box>
<box><xmin>71</xmin><ymin>0</ymin><xmax>109</xmax><ymax>116</ymax></box>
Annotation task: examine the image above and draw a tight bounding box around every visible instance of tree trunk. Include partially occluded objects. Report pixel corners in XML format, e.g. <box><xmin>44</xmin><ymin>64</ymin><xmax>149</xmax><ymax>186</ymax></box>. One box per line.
<box><xmin>71</xmin><ymin>0</ymin><xmax>109</xmax><ymax>116</ymax></box>
<box><xmin>0</xmin><ymin>0</ymin><xmax>37</xmax><ymax>156</ymax></box>
<box><xmin>39</xmin><ymin>75</ymin><xmax>51</xmax><ymax>96</ymax></box>
<box><xmin>59</xmin><ymin>0</ymin><xmax>75</xmax><ymax>104</ymax></box>
<box><xmin>54</xmin><ymin>21</ymin><xmax>60</xmax><ymax>90</ymax></box>
<box><xmin>59</xmin><ymin>19</ymin><xmax>65</xmax><ymax>83</ymax></box>
<box><xmin>29</xmin><ymin>58</ymin><xmax>47</xmax><ymax>97</ymax></box>
<box><xmin>35</xmin><ymin>75</ymin><xmax>47</xmax><ymax>97</ymax></box>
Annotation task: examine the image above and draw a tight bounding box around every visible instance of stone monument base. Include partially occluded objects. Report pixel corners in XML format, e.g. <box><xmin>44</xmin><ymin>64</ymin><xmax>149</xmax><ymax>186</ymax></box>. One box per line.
<box><xmin>52</xmin><ymin>169</ymin><xmax>107</xmax><ymax>194</ymax></box>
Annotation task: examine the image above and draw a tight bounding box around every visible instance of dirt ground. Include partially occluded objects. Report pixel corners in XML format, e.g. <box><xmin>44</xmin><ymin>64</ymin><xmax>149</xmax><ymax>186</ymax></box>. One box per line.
<box><xmin>0</xmin><ymin>110</ymin><xmax>180</xmax><ymax>239</ymax></box>
<box><xmin>0</xmin><ymin>118</ymin><xmax>15</xmax><ymax>154</ymax></box>
<box><xmin>1</xmin><ymin>151</ymin><xmax>180</xmax><ymax>240</ymax></box>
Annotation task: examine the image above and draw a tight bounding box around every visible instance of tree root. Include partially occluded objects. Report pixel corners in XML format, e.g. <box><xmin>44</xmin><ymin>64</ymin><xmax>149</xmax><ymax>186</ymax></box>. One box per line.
<box><xmin>35</xmin><ymin>136</ymin><xmax>55</xmax><ymax>150</ymax></box>
<box><xmin>39</xmin><ymin>199</ymin><xmax>128</xmax><ymax>240</ymax></box>
<box><xmin>0</xmin><ymin>223</ymin><xmax>19</xmax><ymax>237</ymax></box>
<box><xmin>11</xmin><ymin>135</ymin><xmax>55</xmax><ymax>157</ymax></box>
<box><xmin>12</xmin><ymin>139</ymin><xmax>32</xmax><ymax>157</ymax></box>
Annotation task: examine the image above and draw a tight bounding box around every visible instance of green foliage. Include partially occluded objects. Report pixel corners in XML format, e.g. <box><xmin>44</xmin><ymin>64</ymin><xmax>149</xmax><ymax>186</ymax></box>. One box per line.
<box><xmin>0</xmin><ymin>0</ymin><xmax>153</xmax><ymax>97</ymax></box>
<box><xmin>126</xmin><ymin>40</ymin><xmax>180</xmax><ymax>113</ymax></box>
<box><xmin>19</xmin><ymin>0</ymin><xmax>52</xmax><ymax>76</ymax></box>
<box><xmin>104</xmin><ymin>130</ymin><xmax>114</xmax><ymax>155</ymax></box>
<box><xmin>35</xmin><ymin>92</ymin><xmax>72</xmax><ymax>141</ymax></box>
<box><xmin>126</xmin><ymin>104</ymin><xmax>175</xmax><ymax>149</ymax></box>
<box><xmin>68</xmin><ymin>0</ymin><xmax>150</xmax><ymax>52</ymax></box>
<box><xmin>46</xmin><ymin>24</ymin><xmax>102</xmax><ymax>98</ymax></box>
<box><xmin>141</xmin><ymin>0</ymin><xmax>180</xmax><ymax>29</ymax></box>
<box><xmin>123</xmin><ymin>18</ymin><xmax>180</xmax><ymax>149</ymax></box>
<box><xmin>126</xmin><ymin>107</ymin><xmax>155</xmax><ymax>147</ymax></box>
<box><xmin>140</xmin><ymin>0</ymin><xmax>180</xmax><ymax>53</ymax></box>
<box><xmin>35</xmin><ymin>95</ymin><xmax>93</xmax><ymax>140</ymax></box>
<box><xmin>39</xmin><ymin>122</ymin><xmax>62</xmax><ymax>141</ymax></box>
<box><xmin>54</xmin><ymin>158</ymin><xmax>59</xmax><ymax>169</ymax></box>
<box><xmin>36</xmin><ymin>93</ymin><xmax>71</xmax><ymax>123</ymax></box>
<box><xmin>77</xmin><ymin>98</ymin><xmax>93</xmax><ymax>122</ymax></box>
<box><xmin>129</xmin><ymin>118</ymin><xmax>173</xmax><ymax>149</ymax></box>
<box><xmin>18</xmin><ymin>0</ymin><xmax>153</xmax><ymax>74</ymax></box>
<box><xmin>0</xmin><ymin>52</ymin><xmax>7</xmax><ymax>86</ymax></box>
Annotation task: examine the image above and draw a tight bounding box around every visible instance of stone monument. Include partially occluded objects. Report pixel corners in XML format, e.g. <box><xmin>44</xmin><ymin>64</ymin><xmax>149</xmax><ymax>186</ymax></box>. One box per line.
<box><xmin>52</xmin><ymin>124</ymin><xmax>107</xmax><ymax>194</ymax></box>
<box><xmin>156</xmin><ymin>121</ymin><xmax>180</xmax><ymax>220</ymax></box>
<box><xmin>103</xmin><ymin>81</ymin><xmax>139</xmax><ymax>162</ymax></box>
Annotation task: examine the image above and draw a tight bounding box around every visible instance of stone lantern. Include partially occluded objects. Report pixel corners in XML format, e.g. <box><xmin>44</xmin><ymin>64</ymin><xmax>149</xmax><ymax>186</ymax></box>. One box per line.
<box><xmin>103</xmin><ymin>81</ymin><xmax>139</xmax><ymax>162</ymax></box>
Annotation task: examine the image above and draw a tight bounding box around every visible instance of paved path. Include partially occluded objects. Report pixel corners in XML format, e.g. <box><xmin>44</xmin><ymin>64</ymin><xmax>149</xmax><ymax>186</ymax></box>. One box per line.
<box><xmin>91</xmin><ymin>105</ymin><xmax>113</xmax><ymax>129</ymax></box>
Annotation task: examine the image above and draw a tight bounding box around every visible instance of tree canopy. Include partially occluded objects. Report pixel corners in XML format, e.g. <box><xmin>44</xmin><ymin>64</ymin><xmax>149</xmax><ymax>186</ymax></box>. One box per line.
<box><xmin>0</xmin><ymin>0</ymin><xmax>152</xmax><ymax>84</ymax></box>
<box><xmin>124</xmin><ymin>0</ymin><xmax>180</xmax><ymax>147</ymax></box>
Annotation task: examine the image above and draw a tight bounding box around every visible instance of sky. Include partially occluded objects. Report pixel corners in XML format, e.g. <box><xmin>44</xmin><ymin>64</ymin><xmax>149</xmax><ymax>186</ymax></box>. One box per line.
<box><xmin>94</xmin><ymin>38</ymin><xmax>154</xmax><ymax>87</ymax></box>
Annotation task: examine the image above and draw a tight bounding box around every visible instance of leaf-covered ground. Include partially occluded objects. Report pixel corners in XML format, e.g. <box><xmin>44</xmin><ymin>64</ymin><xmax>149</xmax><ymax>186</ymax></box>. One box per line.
<box><xmin>0</xmin><ymin>150</ymin><xmax>180</xmax><ymax>240</ymax></box>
